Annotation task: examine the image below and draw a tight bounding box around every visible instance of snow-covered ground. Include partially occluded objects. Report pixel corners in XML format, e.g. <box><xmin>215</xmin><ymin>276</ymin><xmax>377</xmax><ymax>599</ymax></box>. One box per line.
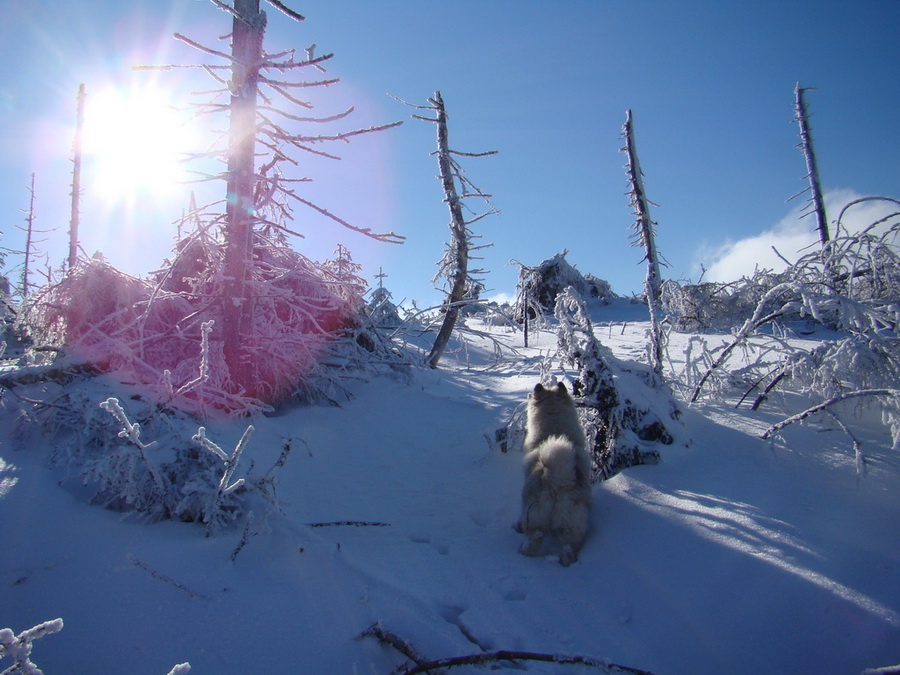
<box><xmin>2</xmin><ymin>301</ymin><xmax>899</xmax><ymax>674</ymax></box>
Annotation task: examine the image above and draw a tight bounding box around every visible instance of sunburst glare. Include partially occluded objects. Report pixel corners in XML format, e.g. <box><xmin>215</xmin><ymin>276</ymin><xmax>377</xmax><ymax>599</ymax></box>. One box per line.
<box><xmin>82</xmin><ymin>85</ymin><xmax>196</xmax><ymax>200</ymax></box>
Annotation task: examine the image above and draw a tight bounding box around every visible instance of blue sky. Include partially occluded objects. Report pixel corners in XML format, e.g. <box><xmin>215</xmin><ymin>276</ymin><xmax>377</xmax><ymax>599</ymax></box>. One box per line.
<box><xmin>1</xmin><ymin>1</ymin><xmax>898</xmax><ymax>307</ymax></box>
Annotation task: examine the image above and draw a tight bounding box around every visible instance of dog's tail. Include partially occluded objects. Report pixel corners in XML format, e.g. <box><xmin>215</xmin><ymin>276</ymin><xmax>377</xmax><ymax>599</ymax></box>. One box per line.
<box><xmin>535</xmin><ymin>435</ymin><xmax>583</xmax><ymax>489</ymax></box>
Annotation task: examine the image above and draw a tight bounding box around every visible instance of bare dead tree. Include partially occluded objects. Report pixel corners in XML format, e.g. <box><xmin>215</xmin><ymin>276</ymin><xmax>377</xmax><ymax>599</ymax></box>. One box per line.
<box><xmin>622</xmin><ymin>109</ymin><xmax>664</xmax><ymax>376</ymax></box>
<box><xmin>21</xmin><ymin>174</ymin><xmax>36</xmax><ymax>297</ymax></box>
<box><xmin>138</xmin><ymin>0</ymin><xmax>403</xmax><ymax>391</ymax></box>
<box><xmin>792</xmin><ymin>83</ymin><xmax>829</xmax><ymax>248</ymax></box>
<box><xmin>16</xmin><ymin>173</ymin><xmax>53</xmax><ymax>300</ymax></box>
<box><xmin>396</xmin><ymin>92</ymin><xmax>497</xmax><ymax>368</ymax></box>
<box><xmin>68</xmin><ymin>83</ymin><xmax>85</xmax><ymax>272</ymax></box>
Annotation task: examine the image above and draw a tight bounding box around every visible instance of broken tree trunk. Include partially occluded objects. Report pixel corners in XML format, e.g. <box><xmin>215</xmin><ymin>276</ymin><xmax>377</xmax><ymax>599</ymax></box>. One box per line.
<box><xmin>622</xmin><ymin>109</ymin><xmax>664</xmax><ymax>376</ymax></box>
<box><xmin>68</xmin><ymin>84</ymin><xmax>85</xmax><ymax>272</ymax></box>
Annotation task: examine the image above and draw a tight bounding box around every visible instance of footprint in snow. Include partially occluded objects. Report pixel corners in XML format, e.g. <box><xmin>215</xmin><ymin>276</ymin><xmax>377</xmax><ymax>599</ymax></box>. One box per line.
<box><xmin>408</xmin><ymin>533</ymin><xmax>450</xmax><ymax>555</ymax></box>
<box><xmin>489</xmin><ymin>575</ymin><xmax>529</xmax><ymax>602</ymax></box>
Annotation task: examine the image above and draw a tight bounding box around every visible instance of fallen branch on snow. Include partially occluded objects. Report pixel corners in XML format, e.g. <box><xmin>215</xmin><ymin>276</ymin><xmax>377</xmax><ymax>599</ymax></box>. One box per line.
<box><xmin>357</xmin><ymin>623</ymin><xmax>427</xmax><ymax>668</ymax></box>
<box><xmin>308</xmin><ymin>521</ymin><xmax>390</xmax><ymax>528</ymax></box>
<box><xmin>357</xmin><ymin>622</ymin><xmax>655</xmax><ymax>675</ymax></box>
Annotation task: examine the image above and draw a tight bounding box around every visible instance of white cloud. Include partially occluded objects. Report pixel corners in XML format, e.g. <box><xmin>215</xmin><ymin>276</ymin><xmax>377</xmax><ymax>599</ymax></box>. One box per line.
<box><xmin>699</xmin><ymin>189</ymin><xmax>900</xmax><ymax>283</ymax></box>
<box><xmin>486</xmin><ymin>291</ymin><xmax>517</xmax><ymax>305</ymax></box>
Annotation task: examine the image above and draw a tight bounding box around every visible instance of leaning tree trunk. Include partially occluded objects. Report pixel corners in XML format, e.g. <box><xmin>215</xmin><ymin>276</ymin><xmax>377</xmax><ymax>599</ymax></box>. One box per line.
<box><xmin>794</xmin><ymin>83</ymin><xmax>836</xmax><ymax>289</ymax></box>
<box><xmin>794</xmin><ymin>83</ymin><xmax>829</xmax><ymax>247</ymax></box>
<box><xmin>622</xmin><ymin>109</ymin><xmax>664</xmax><ymax>376</ymax></box>
<box><xmin>426</xmin><ymin>91</ymin><xmax>469</xmax><ymax>369</ymax></box>
<box><xmin>222</xmin><ymin>0</ymin><xmax>266</xmax><ymax>389</ymax></box>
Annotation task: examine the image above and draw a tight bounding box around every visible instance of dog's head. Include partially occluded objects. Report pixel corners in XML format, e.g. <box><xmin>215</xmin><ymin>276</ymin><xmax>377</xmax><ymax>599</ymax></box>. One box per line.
<box><xmin>531</xmin><ymin>382</ymin><xmax>571</xmax><ymax>405</ymax></box>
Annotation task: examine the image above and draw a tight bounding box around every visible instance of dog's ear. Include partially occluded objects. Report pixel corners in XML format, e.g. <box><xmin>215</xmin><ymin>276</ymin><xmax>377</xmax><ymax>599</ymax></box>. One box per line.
<box><xmin>556</xmin><ymin>382</ymin><xmax>568</xmax><ymax>394</ymax></box>
<box><xmin>533</xmin><ymin>383</ymin><xmax>545</xmax><ymax>394</ymax></box>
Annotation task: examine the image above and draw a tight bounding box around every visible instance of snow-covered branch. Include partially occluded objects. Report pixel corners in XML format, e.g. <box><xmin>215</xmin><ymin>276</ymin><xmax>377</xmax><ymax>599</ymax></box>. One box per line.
<box><xmin>164</xmin><ymin>320</ymin><xmax>214</xmax><ymax>399</ymax></box>
<box><xmin>99</xmin><ymin>397</ymin><xmax>166</xmax><ymax>494</ymax></box>
<box><xmin>193</xmin><ymin>425</ymin><xmax>254</xmax><ymax>535</ymax></box>
<box><xmin>761</xmin><ymin>389</ymin><xmax>900</xmax><ymax>440</ymax></box>
<box><xmin>0</xmin><ymin>618</ymin><xmax>64</xmax><ymax>675</ymax></box>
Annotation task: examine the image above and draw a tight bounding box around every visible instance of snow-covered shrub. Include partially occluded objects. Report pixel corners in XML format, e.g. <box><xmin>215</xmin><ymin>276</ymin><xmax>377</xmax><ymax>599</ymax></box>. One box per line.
<box><xmin>661</xmin><ymin>270</ymin><xmax>796</xmax><ymax>334</ymax></box>
<box><xmin>515</xmin><ymin>251</ymin><xmax>615</xmax><ymax>321</ymax></box>
<box><xmin>665</xmin><ymin>197</ymin><xmax>899</xmax><ymax>336</ymax></box>
<box><xmin>552</xmin><ymin>286</ymin><xmax>684</xmax><ymax>480</ymax></box>
<box><xmin>672</xmin><ymin>205</ymin><xmax>900</xmax><ymax>469</ymax></box>
<box><xmin>20</xmin><ymin>232</ymin><xmax>397</xmax><ymax>417</ymax></box>
<box><xmin>31</xmin><ymin>377</ymin><xmax>290</xmax><ymax>528</ymax></box>
<box><xmin>818</xmin><ymin>197</ymin><xmax>900</xmax><ymax>301</ymax></box>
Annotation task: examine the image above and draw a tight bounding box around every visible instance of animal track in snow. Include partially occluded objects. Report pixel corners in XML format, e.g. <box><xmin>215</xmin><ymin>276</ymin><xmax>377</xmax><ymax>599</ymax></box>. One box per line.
<box><xmin>408</xmin><ymin>533</ymin><xmax>450</xmax><ymax>555</ymax></box>
<box><xmin>489</xmin><ymin>575</ymin><xmax>529</xmax><ymax>601</ymax></box>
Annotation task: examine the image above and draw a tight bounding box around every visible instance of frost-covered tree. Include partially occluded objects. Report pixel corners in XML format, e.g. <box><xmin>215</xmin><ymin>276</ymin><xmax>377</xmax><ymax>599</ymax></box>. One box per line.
<box><xmin>513</xmin><ymin>252</ymin><xmax>615</xmax><ymax>349</ymax></box>
<box><xmin>622</xmin><ymin>109</ymin><xmax>665</xmax><ymax>376</ymax></box>
<box><xmin>19</xmin><ymin>1</ymin><xmax>406</xmax><ymax>415</ymax></box>
<box><xmin>143</xmin><ymin>0</ymin><xmax>403</xmax><ymax>389</ymax></box>
<box><xmin>553</xmin><ymin>286</ymin><xmax>682</xmax><ymax>480</ymax></box>
<box><xmin>397</xmin><ymin>92</ymin><xmax>497</xmax><ymax>368</ymax></box>
<box><xmin>19</xmin><ymin>174</ymin><xmax>39</xmax><ymax>299</ymax></box>
<box><xmin>367</xmin><ymin>286</ymin><xmax>402</xmax><ymax>328</ymax></box>
<box><xmin>514</xmin><ymin>252</ymin><xmax>614</xmax><ymax>318</ymax></box>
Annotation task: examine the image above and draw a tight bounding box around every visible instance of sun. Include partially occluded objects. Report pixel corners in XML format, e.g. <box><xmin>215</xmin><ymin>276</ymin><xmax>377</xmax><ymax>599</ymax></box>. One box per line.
<box><xmin>82</xmin><ymin>85</ymin><xmax>196</xmax><ymax>199</ymax></box>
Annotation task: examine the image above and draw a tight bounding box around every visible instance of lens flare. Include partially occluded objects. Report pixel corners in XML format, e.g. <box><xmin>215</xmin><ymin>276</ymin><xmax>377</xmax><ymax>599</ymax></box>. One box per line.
<box><xmin>82</xmin><ymin>85</ymin><xmax>193</xmax><ymax>199</ymax></box>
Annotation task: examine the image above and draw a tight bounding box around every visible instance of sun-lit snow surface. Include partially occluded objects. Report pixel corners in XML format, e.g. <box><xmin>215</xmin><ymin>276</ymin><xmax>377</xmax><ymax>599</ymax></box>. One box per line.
<box><xmin>2</xmin><ymin>301</ymin><xmax>899</xmax><ymax>674</ymax></box>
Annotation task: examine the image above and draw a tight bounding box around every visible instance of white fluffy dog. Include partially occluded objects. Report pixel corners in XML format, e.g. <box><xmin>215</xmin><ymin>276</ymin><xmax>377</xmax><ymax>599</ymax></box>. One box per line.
<box><xmin>518</xmin><ymin>382</ymin><xmax>592</xmax><ymax>566</ymax></box>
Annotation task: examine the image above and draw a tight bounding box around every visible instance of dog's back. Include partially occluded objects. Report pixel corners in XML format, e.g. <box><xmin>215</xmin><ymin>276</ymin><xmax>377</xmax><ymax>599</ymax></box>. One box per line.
<box><xmin>519</xmin><ymin>383</ymin><xmax>592</xmax><ymax>566</ymax></box>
